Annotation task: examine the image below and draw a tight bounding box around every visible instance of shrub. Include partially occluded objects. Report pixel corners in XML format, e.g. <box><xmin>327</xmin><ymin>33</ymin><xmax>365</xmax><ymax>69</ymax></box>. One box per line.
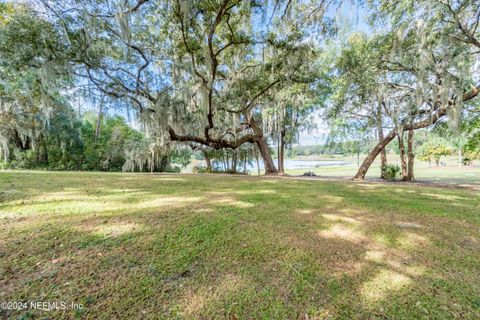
<box><xmin>462</xmin><ymin>157</ymin><xmax>472</xmax><ymax>166</ymax></box>
<box><xmin>0</xmin><ymin>161</ymin><xmax>12</xmax><ymax>170</ymax></box>
<box><xmin>192</xmin><ymin>165</ymin><xmax>248</xmax><ymax>174</ymax></box>
<box><xmin>165</xmin><ymin>165</ymin><xmax>181</xmax><ymax>173</ymax></box>
<box><xmin>382</xmin><ymin>164</ymin><xmax>400</xmax><ymax>180</ymax></box>
<box><xmin>192</xmin><ymin>165</ymin><xmax>207</xmax><ymax>173</ymax></box>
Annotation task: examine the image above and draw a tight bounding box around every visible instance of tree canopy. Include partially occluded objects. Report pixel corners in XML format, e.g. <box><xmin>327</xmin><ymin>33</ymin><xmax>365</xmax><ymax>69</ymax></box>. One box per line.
<box><xmin>1</xmin><ymin>0</ymin><xmax>479</xmax><ymax>177</ymax></box>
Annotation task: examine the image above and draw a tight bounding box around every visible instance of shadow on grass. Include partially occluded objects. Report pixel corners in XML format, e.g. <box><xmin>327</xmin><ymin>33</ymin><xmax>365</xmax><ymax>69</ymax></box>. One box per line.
<box><xmin>0</xmin><ymin>171</ymin><xmax>479</xmax><ymax>319</ymax></box>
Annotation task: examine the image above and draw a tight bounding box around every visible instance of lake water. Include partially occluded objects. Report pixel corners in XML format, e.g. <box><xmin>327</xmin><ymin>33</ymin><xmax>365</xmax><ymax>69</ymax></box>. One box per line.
<box><xmin>245</xmin><ymin>159</ymin><xmax>351</xmax><ymax>170</ymax></box>
<box><xmin>282</xmin><ymin>159</ymin><xmax>350</xmax><ymax>169</ymax></box>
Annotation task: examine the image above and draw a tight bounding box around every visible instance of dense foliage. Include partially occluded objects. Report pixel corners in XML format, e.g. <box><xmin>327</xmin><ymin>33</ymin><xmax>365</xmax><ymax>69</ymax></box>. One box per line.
<box><xmin>1</xmin><ymin>111</ymin><xmax>161</xmax><ymax>171</ymax></box>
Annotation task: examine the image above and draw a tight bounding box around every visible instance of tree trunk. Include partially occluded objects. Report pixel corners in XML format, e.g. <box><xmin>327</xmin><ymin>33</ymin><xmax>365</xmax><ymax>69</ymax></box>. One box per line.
<box><xmin>41</xmin><ymin>136</ymin><xmax>48</xmax><ymax>164</ymax></box>
<box><xmin>256</xmin><ymin>138</ymin><xmax>278</xmax><ymax>174</ymax></box>
<box><xmin>231</xmin><ymin>150</ymin><xmax>237</xmax><ymax>173</ymax></box>
<box><xmin>380</xmin><ymin>149</ymin><xmax>387</xmax><ymax>178</ymax></box>
<box><xmin>407</xmin><ymin>129</ymin><xmax>415</xmax><ymax>181</ymax></box>
<box><xmin>353</xmin><ymin>130</ymin><xmax>396</xmax><ymax>180</ymax></box>
<box><xmin>243</xmin><ymin>153</ymin><xmax>247</xmax><ymax>174</ymax></box>
<box><xmin>249</xmin><ymin>115</ymin><xmax>278</xmax><ymax>174</ymax></box>
<box><xmin>278</xmin><ymin>129</ymin><xmax>285</xmax><ymax>174</ymax></box>
<box><xmin>225</xmin><ymin>151</ymin><xmax>230</xmax><ymax>170</ymax></box>
<box><xmin>95</xmin><ymin>97</ymin><xmax>104</xmax><ymax>144</ymax></box>
<box><xmin>254</xmin><ymin>144</ymin><xmax>261</xmax><ymax>175</ymax></box>
<box><xmin>377</xmin><ymin>110</ymin><xmax>387</xmax><ymax>179</ymax></box>
<box><xmin>35</xmin><ymin>134</ymin><xmax>48</xmax><ymax>165</ymax></box>
<box><xmin>202</xmin><ymin>150</ymin><xmax>212</xmax><ymax>172</ymax></box>
<box><xmin>222</xmin><ymin>152</ymin><xmax>227</xmax><ymax>171</ymax></box>
<box><xmin>397</xmin><ymin>132</ymin><xmax>408</xmax><ymax>181</ymax></box>
<box><xmin>458</xmin><ymin>149</ymin><xmax>462</xmax><ymax>167</ymax></box>
<box><xmin>277</xmin><ymin>135</ymin><xmax>280</xmax><ymax>170</ymax></box>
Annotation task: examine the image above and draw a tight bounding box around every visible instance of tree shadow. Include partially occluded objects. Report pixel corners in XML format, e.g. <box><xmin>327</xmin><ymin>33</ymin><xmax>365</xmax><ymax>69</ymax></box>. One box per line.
<box><xmin>0</xmin><ymin>172</ymin><xmax>479</xmax><ymax>319</ymax></box>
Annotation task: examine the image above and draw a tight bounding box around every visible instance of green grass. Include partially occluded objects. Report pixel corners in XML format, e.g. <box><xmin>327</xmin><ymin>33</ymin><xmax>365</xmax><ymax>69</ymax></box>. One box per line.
<box><xmin>1</xmin><ymin>171</ymin><xmax>479</xmax><ymax>319</ymax></box>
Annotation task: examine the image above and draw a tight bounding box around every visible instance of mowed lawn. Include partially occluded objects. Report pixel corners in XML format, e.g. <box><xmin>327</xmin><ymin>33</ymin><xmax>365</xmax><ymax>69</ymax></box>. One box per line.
<box><xmin>0</xmin><ymin>172</ymin><xmax>479</xmax><ymax>319</ymax></box>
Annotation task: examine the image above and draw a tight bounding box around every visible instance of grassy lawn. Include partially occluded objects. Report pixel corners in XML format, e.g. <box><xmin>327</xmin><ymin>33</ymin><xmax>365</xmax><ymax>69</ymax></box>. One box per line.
<box><xmin>1</xmin><ymin>171</ymin><xmax>479</xmax><ymax>319</ymax></box>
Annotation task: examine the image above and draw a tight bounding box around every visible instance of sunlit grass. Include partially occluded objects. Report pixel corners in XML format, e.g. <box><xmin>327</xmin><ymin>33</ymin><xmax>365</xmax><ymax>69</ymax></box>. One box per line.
<box><xmin>361</xmin><ymin>269</ymin><xmax>412</xmax><ymax>303</ymax></box>
<box><xmin>0</xmin><ymin>171</ymin><xmax>479</xmax><ymax>319</ymax></box>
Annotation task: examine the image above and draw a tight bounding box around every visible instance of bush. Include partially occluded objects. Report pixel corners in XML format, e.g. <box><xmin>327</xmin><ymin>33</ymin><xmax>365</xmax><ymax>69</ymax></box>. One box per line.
<box><xmin>382</xmin><ymin>164</ymin><xmax>400</xmax><ymax>180</ymax></box>
<box><xmin>165</xmin><ymin>165</ymin><xmax>181</xmax><ymax>173</ymax></box>
<box><xmin>462</xmin><ymin>157</ymin><xmax>472</xmax><ymax>166</ymax></box>
<box><xmin>192</xmin><ymin>165</ymin><xmax>207</xmax><ymax>173</ymax></box>
<box><xmin>0</xmin><ymin>161</ymin><xmax>12</xmax><ymax>170</ymax></box>
<box><xmin>10</xmin><ymin>149</ymin><xmax>35</xmax><ymax>169</ymax></box>
<box><xmin>192</xmin><ymin>165</ymin><xmax>248</xmax><ymax>175</ymax></box>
